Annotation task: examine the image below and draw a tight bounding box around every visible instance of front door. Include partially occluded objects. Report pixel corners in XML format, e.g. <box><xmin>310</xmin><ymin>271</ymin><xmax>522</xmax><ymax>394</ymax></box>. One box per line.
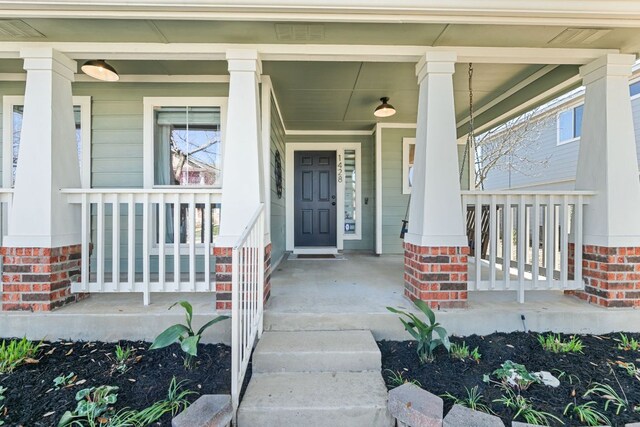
<box><xmin>294</xmin><ymin>151</ymin><xmax>337</xmax><ymax>247</ymax></box>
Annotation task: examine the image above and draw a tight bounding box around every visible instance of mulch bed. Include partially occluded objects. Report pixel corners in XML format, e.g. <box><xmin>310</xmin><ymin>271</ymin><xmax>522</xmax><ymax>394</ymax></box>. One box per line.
<box><xmin>379</xmin><ymin>332</ymin><xmax>640</xmax><ymax>426</ymax></box>
<box><xmin>0</xmin><ymin>340</ymin><xmax>236</xmax><ymax>426</ymax></box>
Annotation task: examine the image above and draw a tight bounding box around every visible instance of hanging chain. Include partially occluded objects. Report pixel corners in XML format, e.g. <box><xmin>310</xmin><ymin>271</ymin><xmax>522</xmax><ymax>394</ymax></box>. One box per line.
<box><xmin>459</xmin><ymin>63</ymin><xmax>475</xmax><ymax>185</ymax></box>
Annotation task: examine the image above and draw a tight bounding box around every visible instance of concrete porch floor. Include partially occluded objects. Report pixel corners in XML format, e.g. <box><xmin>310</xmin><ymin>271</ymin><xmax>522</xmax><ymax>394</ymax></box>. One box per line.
<box><xmin>265</xmin><ymin>253</ymin><xmax>640</xmax><ymax>340</ymax></box>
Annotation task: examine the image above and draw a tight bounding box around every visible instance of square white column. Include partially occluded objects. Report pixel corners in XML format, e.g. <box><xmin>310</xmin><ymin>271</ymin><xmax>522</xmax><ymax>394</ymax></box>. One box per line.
<box><xmin>575</xmin><ymin>53</ymin><xmax>640</xmax><ymax>247</ymax></box>
<box><xmin>4</xmin><ymin>48</ymin><xmax>81</xmax><ymax>248</ymax></box>
<box><xmin>405</xmin><ymin>52</ymin><xmax>467</xmax><ymax>248</ymax></box>
<box><xmin>217</xmin><ymin>49</ymin><xmax>264</xmax><ymax>247</ymax></box>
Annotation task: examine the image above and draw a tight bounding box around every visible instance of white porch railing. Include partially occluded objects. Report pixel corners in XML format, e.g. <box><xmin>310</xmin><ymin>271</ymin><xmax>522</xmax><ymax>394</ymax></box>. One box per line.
<box><xmin>62</xmin><ymin>188</ymin><xmax>222</xmax><ymax>304</ymax></box>
<box><xmin>461</xmin><ymin>191</ymin><xmax>594</xmax><ymax>303</ymax></box>
<box><xmin>231</xmin><ymin>204</ymin><xmax>265</xmax><ymax>416</ymax></box>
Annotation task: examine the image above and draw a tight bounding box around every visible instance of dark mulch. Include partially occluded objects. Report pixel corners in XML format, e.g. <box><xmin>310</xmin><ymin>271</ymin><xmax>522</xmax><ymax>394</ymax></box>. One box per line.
<box><xmin>379</xmin><ymin>332</ymin><xmax>640</xmax><ymax>426</ymax></box>
<box><xmin>0</xmin><ymin>340</ymin><xmax>236</xmax><ymax>426</ymax></box>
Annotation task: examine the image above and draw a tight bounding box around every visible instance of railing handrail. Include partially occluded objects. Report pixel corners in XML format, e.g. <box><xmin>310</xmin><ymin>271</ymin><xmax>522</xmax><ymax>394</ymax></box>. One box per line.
<box><xmin>461</xmin><ymin>190</ymin><xmax>596</xmax><ymax>196</ymax></box>
<box><xmin>232</xmin><ymin>204</ymin><xmax>265</xmax><ymax>251</ymax></box>
<box><xmin>61</xmin><ymin>187</ymin><xmax>222</xmax><ymax>195</ymax></box>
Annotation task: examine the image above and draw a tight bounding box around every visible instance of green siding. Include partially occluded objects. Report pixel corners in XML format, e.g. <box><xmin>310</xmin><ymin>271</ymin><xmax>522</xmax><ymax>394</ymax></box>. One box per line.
<box><xmin>270</xmin><ymin>100</ymin><xmax>287</xmax><ymax>266</ymax></box>
<box><xmin>284</xmin><ymin>134</ymin><xmax>375</xmax><ymax>252</ymax></box>
<box><xmin>380</xmin><ymin>127</ymin><xmax>470</xmax><ymax>254</ymax></box>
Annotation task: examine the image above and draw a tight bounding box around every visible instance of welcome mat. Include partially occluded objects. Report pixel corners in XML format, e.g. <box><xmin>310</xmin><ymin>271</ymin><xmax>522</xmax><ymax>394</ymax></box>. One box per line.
<box><xmin>288</xmin><ymin>253</ymin><xmax>346</xmax><ymax>260</ymax></box>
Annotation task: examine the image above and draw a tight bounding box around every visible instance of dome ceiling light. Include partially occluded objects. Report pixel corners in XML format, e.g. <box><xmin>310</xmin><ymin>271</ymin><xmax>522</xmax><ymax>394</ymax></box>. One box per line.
<box><xmin>81</xmin><ymin>59</ymin><xmax>119</xmax><ymax>82</ymax></box>
<box><xmin>374</xmin><ymin>97</ymin><xmax>396</xmax><ymax>118</ymax></box>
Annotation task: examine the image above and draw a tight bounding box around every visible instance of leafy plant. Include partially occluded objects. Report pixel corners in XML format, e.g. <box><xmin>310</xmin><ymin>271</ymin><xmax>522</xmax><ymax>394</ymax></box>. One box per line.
<box><xmin>0</xmin><ymin>386</ymin><xmax>6</xmax><ymax>426</ymax></box>
<box><xmin>149</xmin><ymin>301</ymin><xmax>229</xmax><ymax>368</ymax></box>
<box><xmin>111</xmin><ymin>345</ymin><xmax>133</xmax><ymax>374</ymax></box>
<box><xmin>491</xmin><ymin>360</ymin><xmax>540</xmax><ymax>391</ymax></box>
<box><xmin>617</xmin><ymin>333</ymin><xmax>640</xmax><ymax>351</ymax></box>
<box><xmin>564</xmin><ymin>401</ymin><xmax>610</xmax><ymax>426</ymax></box>
<box><xmin>442</xmin><ymin>386</ymin><xmax>493</xmax><ymax>414</ymax></box>
<box><xmin>552</xmin><ymin>369</ymin><xmax>580</xmax><ymax>386</ymax></box>
<box><xmin>58</xmin><ymin>385</ymin><xmax>119</xmax><ymax>427</ymax></box>
<box><xmin>450</xmin><ymin>341</ymin><xmax>481</xmax><ymax>362</ymax></box>
<box><xmin>584</xmin><ymin>382</ymin><xmax>629</xmax><ymax>415</ymax></box>
<box><xmin>537</xmin><ymin>333</ymin><xmax>584</xmax><ymax>354</ymax></box>
<box><xmin>53</xmin><ymin>372</ymin><xmax>76</xmax><ymax>390</ymax></box>
<box><xmin>0</xmin><ymin>337</ymin><xmax>41</xmax><ymax>373</ymax></box>
<box><xmin>387</xmin><ymin>299</ymin><xmax>450</xmax><ymax>363</ymax></box>
<box><xmin>384</xmin><ymin>369</ymin><xmax>421</xmax><ymax>388</ymax></box>
<box><xmin>615</xmin><ymin>361</ymin><xmax>640</xmax><ymax>381</ymax></box>
<box><xmin>107</xmin><ymin>377</ymin><xmax>195</xmax><ymax>426</ymax></box>
<box><xmin>494</xmin><ymin>386</ymin><xmax>563</xmax><ymax>425</ymax></box>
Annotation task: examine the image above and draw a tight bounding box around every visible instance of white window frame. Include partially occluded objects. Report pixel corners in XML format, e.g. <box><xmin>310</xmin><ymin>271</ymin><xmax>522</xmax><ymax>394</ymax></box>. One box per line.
<box><xmin>630</xmin><ymin>77</ymin><xmax>640</xmax><ymax>101</ymax></box>
<box><xmin>402</xmin><ymin>137</ymin><xmax>415</xmax><ymax>194</ymax></box>
<box><xmin>556</xmin><ymin>102</ymin><xmax>583</xmax><ymax>146</ymax></box>
<box><xmin>285</xmin><ymin>142</ymin><xmax>362</xmax><ymax>252</ymax></box>
<box><xmin>142</xmin><ymin>96</ymin><xmax>228</xmax><ymax>189</ymax></box>
<box><xmin>2</xmin><ymin>95</ymin><xmax>91</xmax><ymax>188</ymax></box>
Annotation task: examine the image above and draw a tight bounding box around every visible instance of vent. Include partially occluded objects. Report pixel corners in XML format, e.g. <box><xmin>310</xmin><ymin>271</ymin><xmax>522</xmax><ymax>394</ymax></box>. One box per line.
<box><xmin>275</xmin><ymin>24</ymin><xmax>324</xmax><ymax>41</ymax></box>
<box><xmin>549</xmin><ymin>28</ymin><xmax>611</xmax><ymax>45</ymax></box>
<box><xmin>0</xmin><ymin>20</ymin><xmax>44</xmax><ymax>39</ymax></box>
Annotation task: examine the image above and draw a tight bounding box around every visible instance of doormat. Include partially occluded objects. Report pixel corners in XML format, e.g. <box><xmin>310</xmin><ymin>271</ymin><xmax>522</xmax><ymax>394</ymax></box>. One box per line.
<box><xmin>288</xmin><ymin>253</ymin><xmax>346</xmax><ymax>260</ymax></box>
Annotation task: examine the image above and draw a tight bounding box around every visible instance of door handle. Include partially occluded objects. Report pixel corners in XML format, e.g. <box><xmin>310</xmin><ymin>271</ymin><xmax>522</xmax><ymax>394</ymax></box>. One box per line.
<box><xmin>332</xmin><ymin>202</ymin><xmax>336</xmax><ymax>206</ymax></box>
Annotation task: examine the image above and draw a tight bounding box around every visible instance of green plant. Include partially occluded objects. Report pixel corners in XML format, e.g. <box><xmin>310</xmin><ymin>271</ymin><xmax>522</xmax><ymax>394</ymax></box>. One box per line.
<box><xmin>615</xmin><ymin>361</ymin><xmax>640</xmax><ymax>381</ymax></box>
<box><xmin>0</xmin><ymin>337</ymin><xmax>41</xmax><ymax>373</ymax></box>
<box><xmin>53</xmin><ymin>372</ymin><xmax>76</xmax><ymax>390</ymax></box>
<box><xmin>552</xmin><ymin>369</ymin><xmax>580</xmax><ymax>385</ymax></box>
<box><xmin>564</xmin><ymin>401</ymin><xmax>610</xmax><ymax>426</ymax></box>
<box><xmin>112</xmin><ymin>345</ymin><xmax>133</xmax><ymax>374</ymax></box>
<box><xmin>107</xmin><ymin>377</ymin><xmax>195</xmax><ymax>426</ymax></box>
<box><xmin>58</xmin><ymin>385</ymin><xmax>119</xmax><ymax>427</ymax></box>
<box><xmin>386</xmin><ymin>299</ymin><xmax>450</xmax><ymax>363</ymax></box>
<box><xmin>450</xmin><ymin>341</ymin><xmax>481</xmax><ymax>362</ymax></box>
<box><xmin>494</xmin><ymin>386</ymin><xmax>563</xmax><ymax>425</ymax></box>
<box><xmin>442</xmin><ymin>386</ymin><xmax>492</xmax><ymax>414</ymax></box>
<box><xmin>0</xmin><ymin>386</ymin><xmax>6</xmax><ymax>426</ymax></box>
<box><xmin>384</xmin><ymin>369</ymin><xmax>421</xmax><ymax>388</ymax></box>
<box><xmin>492</xmin><ymin>360</ymin><xmax>540</xmax><ymax>391</ymax></box>
<box><xmin>584</xmin><ymin>382</ymin><xmax>629</xmax><ymax>415</ymax></box>
<box><xmin>149</xmin><ymin>301</ymin><xmax>229</xmax><ymax>368</ymax></box>
<box><xmin>537</xmin><ymin>333</ymin><xmax>584</xmax><ymax>353</ymax></box>
<box><xmin>617</xmin><ymin>333</ymin><xmax>640</xmax><ymax>351</ymax></box>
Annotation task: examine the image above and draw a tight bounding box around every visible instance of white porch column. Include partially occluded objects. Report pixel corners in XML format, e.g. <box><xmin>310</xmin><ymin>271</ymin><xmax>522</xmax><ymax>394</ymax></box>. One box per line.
<box><xmin>575</xmin><ymin>53</ymin><xmax>640</xmax><ymax>247</ymax></box>
<box><xmin>405</xmin><ymin>52</ymin><xmax>467</xmax><ymax>248</ymax></box>
<box><xmin>217</xmin><ymin>49</ymin><xmax>264</xmax><ymax>247</ymax></box>
<box><xmin>5</xmin><ymin>48</ymin><xmax>81</xmax><ymax>248</ymax></box>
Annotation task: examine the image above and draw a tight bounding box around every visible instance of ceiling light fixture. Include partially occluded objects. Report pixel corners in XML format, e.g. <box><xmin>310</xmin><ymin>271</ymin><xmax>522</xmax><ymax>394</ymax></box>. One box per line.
<box><xmin>374</xmin><ymin>97</ymin><xmax>396</xmax><ymax>118</ymax></box>
<box><xmin>81</xmin><ymin>59</ymin><xmax>119</xmax><ymax>82</ymax></box>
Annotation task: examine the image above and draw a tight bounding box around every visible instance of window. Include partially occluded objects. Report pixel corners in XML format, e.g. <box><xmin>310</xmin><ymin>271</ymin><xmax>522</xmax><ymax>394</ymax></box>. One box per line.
<box><xmin>143</xmin><ymin>97</ymin><xmax>227</xmax><ymax>248</ymax></box>
<box><xmin>343</xmin><ymin>149</ymin><xmax>357</xmax><ymax>235</ymax></box>
<box><xmin>402</xmin><ymin>137</ymin><xmax>415</xmax><ymax>194</ymax></box>
<box><xmin>2</xmin><ymin>96</ymin><xmax>91</xmax><ymax>188</ymax></box>
<box><xmin>557</xmin><ymin>104</ymin><xmax>583</xmax><ymax>145</ymax></box>
<box><xmin>631</xmin><ymin>80</ymin><xmax>640</xmax><ymax>99</ymax></box>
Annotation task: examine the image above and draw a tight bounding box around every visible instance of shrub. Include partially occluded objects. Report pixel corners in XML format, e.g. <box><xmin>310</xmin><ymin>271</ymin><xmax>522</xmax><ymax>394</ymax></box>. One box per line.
<box><xmin>387</xmin><ymin>299</ymin><xmax>450</xmax><ymax>363</ymax></box>
<box><xmin>150</xmin><ymin>301</ymin><xmax>229</xmax><ymax>368</ymax></box>
<box><xmin>537</xmin><ymin>333</ymin><xmax>583</xmax><ymax>353</ymax></box>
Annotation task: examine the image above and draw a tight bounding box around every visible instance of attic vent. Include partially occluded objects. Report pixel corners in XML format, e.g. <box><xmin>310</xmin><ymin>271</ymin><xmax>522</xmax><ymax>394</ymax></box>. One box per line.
<box><xmin>549</xmin><ymin>28</ymin><xmax>611</xmax><ymax>45</ymax></box>
<box><xmin>275</xmin><ymin>24</ymin><xmax>324</xmax><ymax>41</ymax></box>
<box><xmin>0</xmin><ymin>20</ymin><xmax>44</xmax><ymax>39</ymax></box>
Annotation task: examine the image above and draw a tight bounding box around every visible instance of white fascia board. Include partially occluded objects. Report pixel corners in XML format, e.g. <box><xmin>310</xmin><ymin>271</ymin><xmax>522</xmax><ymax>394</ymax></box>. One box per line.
<box><xmin>4</xmin><ymin>1</ymin><xmax>640</xmax><ymax>27</ymax></box>
<box><xmin>0</xmin><ymin>42</ymin><xmax>619</xmax><ymax>65</ymax></box>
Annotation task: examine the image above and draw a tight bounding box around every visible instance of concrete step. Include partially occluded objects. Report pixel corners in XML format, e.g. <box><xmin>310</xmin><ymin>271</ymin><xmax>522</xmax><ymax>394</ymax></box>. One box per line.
<box><xmin>252</xmin><ymin>330</ymin><xmax>381</xmax><ymax>373</ymax></box>
<box><xmin>237</xmin><ymin>371</ymin><xmax>394</xmax><ymax>427</ymax></box>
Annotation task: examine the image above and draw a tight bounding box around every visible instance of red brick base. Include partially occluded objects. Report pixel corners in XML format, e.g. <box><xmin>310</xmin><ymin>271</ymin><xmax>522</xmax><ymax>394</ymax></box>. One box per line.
<box><xmin>404</xmin><ymin>243</ymin><xmax>469</xmax><ymax>309</ymax></box>
<box><xmin>566</xmin><ymin>244</ymin><xmax>640</xmax><ymax>308</ymax></box>
<box><xmin>214</xmin><ymin>244</ymin><xmax>272</xmax><ymax>311</ymax></box>
<box><xmin>1</xmin><ymin>245</ymin><xmax>85</xmax><ymax>312</ymax></box>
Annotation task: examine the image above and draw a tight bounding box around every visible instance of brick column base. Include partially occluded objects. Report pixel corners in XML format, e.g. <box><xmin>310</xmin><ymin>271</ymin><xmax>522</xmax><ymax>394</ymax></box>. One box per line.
<box><xmin>214</xmin><ymin>244</ymin><xmax>272</xmax><ymax>311</ymax></box>
<box><xmin>403</xmin><ymin>243</ymin><xmax>469</xmax><ymax>309</ymax></box>
<box><xmin>566</xmin><ymin>244</ymin><xmax>640</xmax><ymax>308</ymax></box>
<box><xmin>1</xmin><ymin>245</ymin><xmax>85</xmax><ymax>312</ymax></box>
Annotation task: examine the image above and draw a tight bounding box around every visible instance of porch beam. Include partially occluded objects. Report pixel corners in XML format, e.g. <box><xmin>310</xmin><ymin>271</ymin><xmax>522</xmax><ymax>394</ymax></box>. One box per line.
<box><xmin>0</xmin><ymin>42</ymin><xmax>619</xmax><ymax>65</ymax></box>
<box><xmin>3</xmin><ymin>0</ymin><xmax>640</xmax><ymax>28</ymax></box>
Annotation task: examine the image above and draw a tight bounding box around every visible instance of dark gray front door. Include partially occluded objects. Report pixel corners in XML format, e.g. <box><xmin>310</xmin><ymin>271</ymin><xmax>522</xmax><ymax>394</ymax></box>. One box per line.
<box><xmin>294</xmin><ymin>151</ymin><xmax>337</xmax><ymax>247</ymax></box>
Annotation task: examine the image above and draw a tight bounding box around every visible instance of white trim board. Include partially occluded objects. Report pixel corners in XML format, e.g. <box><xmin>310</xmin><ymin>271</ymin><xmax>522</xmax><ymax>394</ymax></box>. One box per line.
<box><xmin>2</xmin><ymin>95</ymin><xmax>91</xmax><ymax>188</ymax></box>
<box><xmin>285</xmin><ymin>142</ymin><xmax>362</xmax><ymax>252</ymax></box>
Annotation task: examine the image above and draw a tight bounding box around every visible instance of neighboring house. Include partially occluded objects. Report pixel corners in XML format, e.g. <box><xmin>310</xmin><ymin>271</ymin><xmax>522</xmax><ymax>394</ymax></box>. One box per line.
<box><xmin>483</xmin><ymin>70</ymin><xmax>640</xmax><ymax>191</ymax></box>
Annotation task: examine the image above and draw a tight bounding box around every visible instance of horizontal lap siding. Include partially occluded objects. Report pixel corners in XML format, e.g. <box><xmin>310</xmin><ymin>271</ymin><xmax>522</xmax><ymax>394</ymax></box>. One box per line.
<box><xmin>270</xmin><ymin>99</ymin><xmax>286</xmax><ymax>265</ymax></box>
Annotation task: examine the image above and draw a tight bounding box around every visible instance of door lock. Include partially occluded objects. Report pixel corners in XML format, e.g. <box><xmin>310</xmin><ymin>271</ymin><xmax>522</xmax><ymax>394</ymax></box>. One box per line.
<box><xmin>331</xmin><ymin>202</ymin><xmax>336</xmax><ymax>206</ymax></box>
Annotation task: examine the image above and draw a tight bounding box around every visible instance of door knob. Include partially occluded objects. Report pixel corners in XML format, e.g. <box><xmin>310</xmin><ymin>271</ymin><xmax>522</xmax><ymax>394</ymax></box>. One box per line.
<box><xmin>332</xmin><ymin>202</ymin><xmax>336</xmax><ymax>206</ymax></box>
